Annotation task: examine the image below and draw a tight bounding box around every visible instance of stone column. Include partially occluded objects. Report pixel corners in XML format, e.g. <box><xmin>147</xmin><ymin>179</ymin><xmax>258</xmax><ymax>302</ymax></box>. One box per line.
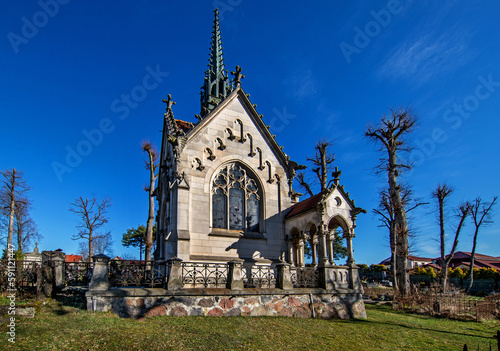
<box><xmin>287</xmin><ymin>240</ymin><xmax>294</xmax><ymax>266</ymax></box>
<box><xmin>276</xmin><ymin>262</ymin><xmax>293</xmax><ymax>289</ymax></box>
<box><xmin>326</xmin><ymin>230</ymin><xmax>334</xmax><ymax>265</ymax></box>
<box><xmin>89</xmin><ymin>254</ymin><xmax>110</xmax><ymax>291</ymax></box>
<box><xmin>40</xmin><ymin>250</ymin><xmax>66</xmax><ymax>298</ymax></box>
<box><xmin>318</xmin><ymin>266</ymin><xmax>335</xmax><ymax>290</ymax></box>
<box><xmin>166</xmin><ymin>257</ymin><xmax>183</xmax><ymax>290</ymax></box>
<box><xmin>311</xmin><ymin>237</ymin><xmax>317</xmax><ymax>267</ymax></box>
<box><xmin>318</xmin><ymin>228</ymin><xmax>329</xmax><ymax>267</ymax></box>
<box><xmin>298</xmin><ymin>238</ymin><xmax>305</xmax><ymax>267</ymax></box>
<box><xmin>345</xmin><ymin>231</ymin><xmax>355</xmax><ymax>265</ymax></box>
<box><xmin>52</xmin><ymin>255</ymin><xmax>66</xmax><ymax>290</ymax></box>
<box><xmin>348</xmin><ymin>262</ymin><xmax>363</xmax><ymax>291</ymax></box>
<box><xmin>226</xmin><ymin>260</ymin><xmax>244</xmax><ymax>290</ymax></box>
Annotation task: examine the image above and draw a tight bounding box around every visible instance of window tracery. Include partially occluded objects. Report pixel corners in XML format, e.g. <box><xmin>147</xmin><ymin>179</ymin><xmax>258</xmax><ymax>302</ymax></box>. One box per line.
<box><xmin>212</xmin><ymin>163</ymin><xmax>261</xmax><ymax>232</ymax></box>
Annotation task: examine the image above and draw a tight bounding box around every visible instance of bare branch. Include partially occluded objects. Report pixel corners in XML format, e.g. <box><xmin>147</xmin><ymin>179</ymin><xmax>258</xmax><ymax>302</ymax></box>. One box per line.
<box><xmin>69</xmin><ymin>196</ymin><xmax>111</xmax><ymax>259</ymax></box>
<box><xmin>295</xmin><ymin>172</ymin><xmax>314</xmax><ymax>197</ymax></box>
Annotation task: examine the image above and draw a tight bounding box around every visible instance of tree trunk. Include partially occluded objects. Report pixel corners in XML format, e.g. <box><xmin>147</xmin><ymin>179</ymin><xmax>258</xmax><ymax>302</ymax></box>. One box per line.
<box><xmin>438</xmin><ymin>194</ymin><xmax>447</xmax><ymax>291</ymax></box>
<box><xmin>145</xmin><ymin>190</ymin><xmax>155</xmax><ymax>261</ymax></box>
<box><xmin>320</xmin><ymin>148</ymin><xmax>327</xmax><ymax>191</ymax></box>
<box><xmin>144</xmin><ymin>149</ymin><xmax>157</xmax><ymax>262</ymax></box>
<box><xmin>7</xmin><ymin>196</ymin><xmax>15</xmax><ymax>250</ymax></box>
<box><xmin>390</xmin><ymin>222</ymin><xmax>398</xmax><ymax>291</ymax></box>
<box><xmin>466</xmin><ymin>229</ymin><xmax>479</xmax><ymax>293</ymax></box>
<box><xmin>388</xmin><ymin>146</ymin><xmax>409</xmax><ymax>296</ymax></box>
<box><xmin>88</xmin><ymin>229</ymin><xmax>93</xmax><ymax>261</ymax></box>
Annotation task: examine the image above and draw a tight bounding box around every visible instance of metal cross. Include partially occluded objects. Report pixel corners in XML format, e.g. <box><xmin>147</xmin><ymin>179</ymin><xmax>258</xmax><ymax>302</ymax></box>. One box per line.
<box><xmin>231</xmin><ymin>65</ymin><xmax>245</xmax><ymax>86</ymax></box>
<box><xmin>332</xmin><ymin>167</ymin><xmax>342</xmax><ymax>185</ymax></box>
<box><xmin>162</xmin><ymin>94</ymin><xmax>176</xmax><ymax>111</ymax></box>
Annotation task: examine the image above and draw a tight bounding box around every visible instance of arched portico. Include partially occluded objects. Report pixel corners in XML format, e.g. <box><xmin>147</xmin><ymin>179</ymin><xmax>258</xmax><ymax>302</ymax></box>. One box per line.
<box><xmin>286</xmin><ymin>216</ymin><xmax>355</xmax><ymax>267</ymax></box>
<box><xmin>327</xmin><ymin>215</ymin><xmax>354</xmax><ymax>265</ymax></box>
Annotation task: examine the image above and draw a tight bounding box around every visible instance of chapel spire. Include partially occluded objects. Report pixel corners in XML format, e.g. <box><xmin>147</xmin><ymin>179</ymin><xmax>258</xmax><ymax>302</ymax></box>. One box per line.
<box><xmin>200</xmin><ymin>9</ymin><xmax>231</xmax><ymax>118</ymax></box>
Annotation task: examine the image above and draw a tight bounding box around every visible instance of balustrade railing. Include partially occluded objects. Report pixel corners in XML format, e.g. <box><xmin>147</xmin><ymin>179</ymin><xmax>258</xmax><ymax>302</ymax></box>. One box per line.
<box><xmin>0</xmin><ymin>260</ymin><xmax>39</xmax><ymax>295</ymax></box>
<box><xmin>65</xmin><ymin>262</ymin><xmax>93</xmax><ymax>286</ymax></box>
<box><xmin>181</xmin><ymin>262</ymin><xmax>227</xmax><ymax>288</ymax></box>
<box><xmin>242</xmin><ymin>265</ymin><xmax>277</xmax><ymax>288</ymax></box>
<box><xmin>290</xmin><ymin>267</ymin><xmax>319</xmax><ymax>288</ymax></box>
<box><xmin>0</xmin><ymin>258</ymin><xmax>356</xmax><ymax>291</ymax></box>
<box><xmin>109</xmin><ymin>260</ymin><xmax>167</xmax><ymax>288</ymax></box>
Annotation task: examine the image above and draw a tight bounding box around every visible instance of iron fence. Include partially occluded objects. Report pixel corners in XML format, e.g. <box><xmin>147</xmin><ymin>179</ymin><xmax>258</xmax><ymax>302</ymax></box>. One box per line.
<box><xmin>242</xmin><ymin>265</ymin><xmax>276</xmax><ymax>288</ymax></box>
<box><xmin>395</xmin><ymin>292</ymin><xmax>499</xmax><ymax>320</ymax></box>
<box><xmin>0</xmin><ymin>260</ymin><xmax>39</xmax><ymax>295</ymax></box>
<box><xmin>109</xmin><ymin>260</ymin><xmax>167</xmax><ymax>288</ymax></box>
<box><xmin>291</xmin><ymin>267</ymin><xmax>318</xmax><ymax>288</ymax></box>
<box><xmin>65</xmin><ymin>262</ymin><xmax>93</xmax><ymax>286</ymax></box>
<box><xmin>181</xmin><ymin>262</ymin><xmax>227</xmax><ymax>288</ymax></box>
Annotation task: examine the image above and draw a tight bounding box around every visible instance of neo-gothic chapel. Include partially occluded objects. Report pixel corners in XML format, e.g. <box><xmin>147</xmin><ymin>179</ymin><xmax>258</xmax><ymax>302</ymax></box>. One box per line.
<box><xmin>155</xmin><ymin>9</ymin><xmax>363</xmax><ymax>270</ymax></box>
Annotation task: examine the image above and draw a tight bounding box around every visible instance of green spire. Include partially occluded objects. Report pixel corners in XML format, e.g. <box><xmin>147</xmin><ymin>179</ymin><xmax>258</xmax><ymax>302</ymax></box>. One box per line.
<box><xmin>200</xmin><ymin>9</ymin><xmax>231</xmax><ymax>117</ymax></box>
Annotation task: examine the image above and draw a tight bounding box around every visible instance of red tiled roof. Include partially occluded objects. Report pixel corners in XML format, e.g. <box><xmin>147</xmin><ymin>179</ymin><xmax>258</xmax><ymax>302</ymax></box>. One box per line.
<box><xmin>65</xmin><ymin>254</ymin><xmax>82</xmax><ymax>263</ymax></box>
<box><xmin>175</xmin><ymin>119</ymin><xmax>193</xmax><ymax>133</ymax></box>
<box><xmin>380</xmin><ymin>255</ymin><xmax>433</xmax><ymax>265</ymax></box>
<box><xmin>285</xmin><ymin>192</ymin><xmax>325</xmax><ymax>219</ymax></box>
<box><xmin>447</xmin><ymin>251</ymin><xmax>500</xmax><ymax>261</ymax></box>
<box><xmin>408</xmin><ymin>255</ymin><xmax>433</xmax><ymax>262</ymax></box>
<box><xmin>423</xmin><ymin>263</ymin><xmax>440</xmax><ymax>269</ymax></box>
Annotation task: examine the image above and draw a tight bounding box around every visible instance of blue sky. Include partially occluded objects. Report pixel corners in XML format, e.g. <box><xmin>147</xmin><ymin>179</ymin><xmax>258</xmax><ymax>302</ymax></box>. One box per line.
<box><xmin>1</xmin><ymin>1</ymin><xmax>499</xmax><ymax>264</ymax></box>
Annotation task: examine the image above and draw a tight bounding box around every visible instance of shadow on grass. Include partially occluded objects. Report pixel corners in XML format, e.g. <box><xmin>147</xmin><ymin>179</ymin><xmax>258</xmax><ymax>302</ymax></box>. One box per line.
<box><xmin>53</xmin><ymin>287</ymin><xmax>87</xmax><ymax>311</ymax></box>
<box><xmin>345</xmin><ymin>312</ymin><xmax>494</xmax><ymax>341</ymax></box>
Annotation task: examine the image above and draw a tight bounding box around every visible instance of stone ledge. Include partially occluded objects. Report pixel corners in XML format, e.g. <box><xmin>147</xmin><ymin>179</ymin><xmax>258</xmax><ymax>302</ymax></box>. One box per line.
<box><xmin>208</xmin><ymin>230</ymin><xmax>266</xmax><ymax>240</ymax></box>
<box><xmin>85</xmin><ymin>287</ymin><xmax>364</xmax><ymax>298</ymax></box>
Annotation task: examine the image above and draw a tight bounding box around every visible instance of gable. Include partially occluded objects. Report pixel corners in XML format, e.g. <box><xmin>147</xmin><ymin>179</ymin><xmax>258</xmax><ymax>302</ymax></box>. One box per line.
<box><xmin>185</xmin><ymin>87</ymin><xmax>290</xmax><ymax>172</ymax></box>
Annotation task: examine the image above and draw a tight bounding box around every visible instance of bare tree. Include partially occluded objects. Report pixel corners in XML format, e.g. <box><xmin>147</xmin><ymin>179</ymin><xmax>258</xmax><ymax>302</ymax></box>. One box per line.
<box><xmin>466</xmin><ymin>196</ymin><xmax>497</xmax><ymax>293</ymax></box>
<box><xmin>142</xmin><ymin>141</ymin><xmax>159</xmax><ymax>262</ymax></box>
<box><xmin>365</xmin><ymin>107</ymin><xmax>417</xmax><ymax>296</ymax></box>
<box><xmin>295</xmin><ymin>139</ymin><xmax>335</xmax><ymax>196</ymax></box>
<box><xmin>0</xmin><ymin>169</ymin><xmax>29</xmax><ymax>251</ymax></box>
<box><xmin>78</xmin><ymin>232</ymin><xmax>113</xmax><ymax>261</ymax></box>
<box><xmin>69</xmin><ymin>197</ymin><xmax>111</xmax><ymax>260</ymax></box>
<box><xmin>14</xmin><ymin>198</ymin><xmax>42</xmax><ymax>254</ymax></box>
<box><xmin>374</xmin><ymin>185</ymin><xmax>426</xmax><ymax>290</ymax></box>
<box><xmin>432</xmin><ymin>184</ymin><xmax>471</xmax><ymax>291</ymax></box>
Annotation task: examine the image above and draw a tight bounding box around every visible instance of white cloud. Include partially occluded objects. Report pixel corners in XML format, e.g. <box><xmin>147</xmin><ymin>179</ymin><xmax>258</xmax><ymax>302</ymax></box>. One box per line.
<box><xmin>284</xmin><ymin>69</ymin><xmax>318</xmax><ymax>100</ymax></box>
<box><xmin>378</xmin><ymin>27</ymin><xmax>476</xmax><ymax>85</ymax></box>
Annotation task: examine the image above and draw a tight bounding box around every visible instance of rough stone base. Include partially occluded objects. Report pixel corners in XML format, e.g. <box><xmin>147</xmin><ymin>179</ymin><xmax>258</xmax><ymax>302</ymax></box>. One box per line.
<box><xmin>85</xmin><ymin>288</ymin><xmax>366</xmax><ymax>319</ymax></box>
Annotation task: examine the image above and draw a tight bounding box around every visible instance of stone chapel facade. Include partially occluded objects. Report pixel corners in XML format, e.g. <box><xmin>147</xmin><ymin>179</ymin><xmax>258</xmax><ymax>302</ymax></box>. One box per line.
<box><xmin>155</xmin><ymin>10</ymin><xmax>364</xmax><ymax>268</ymax></box>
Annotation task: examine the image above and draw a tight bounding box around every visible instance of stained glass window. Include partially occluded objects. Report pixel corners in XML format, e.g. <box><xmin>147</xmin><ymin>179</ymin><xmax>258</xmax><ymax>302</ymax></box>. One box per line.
<box><xmin>229</xmin><ymin>183</ymin><xmax>244</xmax><ymax>230</ymax></box>
<box><xmin>212</xmin><ymin>188</ymin><xmax>227</xmax><ymax>229</ymax></box>
<box><xmin>246</xmin><ymin>193</ymin><xmax>259</xmax><ymax>232</ymax></box>
<box><xmin>212</xmin><ymin>163</ymin><xmax>261</xmax><ymax>232</ymax></box>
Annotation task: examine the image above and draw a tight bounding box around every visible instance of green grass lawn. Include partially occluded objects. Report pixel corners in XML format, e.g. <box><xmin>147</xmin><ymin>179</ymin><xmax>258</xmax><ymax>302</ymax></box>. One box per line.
<box><xmin>0</xmin><ymin>300</ymin><xmax>498</xmax><ymax>350</ymax></box>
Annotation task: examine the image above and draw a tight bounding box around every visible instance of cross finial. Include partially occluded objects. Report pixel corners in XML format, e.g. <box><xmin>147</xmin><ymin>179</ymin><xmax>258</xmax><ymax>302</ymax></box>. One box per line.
<box><xmin>231</xmin><ymin>65</ymin><xmax>245</xmax><ymax>86</ymax></box>
<box><xmin>162</xmin><ymin>94</ymin><xmax>176</xmax><ymax>111</ymax></box>
<box><xmin>332</xmin><ymin>167</ymin><xmax>342</xmax><ymax>185</ymax></box>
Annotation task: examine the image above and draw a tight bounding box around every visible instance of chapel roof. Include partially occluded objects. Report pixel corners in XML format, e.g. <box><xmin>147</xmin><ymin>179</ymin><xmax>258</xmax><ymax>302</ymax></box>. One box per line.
<box><xmin>285</xmin><ymin>191</ymin><xmax>326</xmax><ymax>219</ymax></box>
<box><xmin>175</xmin><ymin>119</ymin><xmax>194</xmax><ymax>133</ymax></box>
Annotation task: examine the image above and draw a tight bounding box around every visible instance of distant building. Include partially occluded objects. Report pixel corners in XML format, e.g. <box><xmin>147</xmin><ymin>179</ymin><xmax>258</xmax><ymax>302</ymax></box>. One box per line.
<box><xmin>441</xmin><ymin>251</ymin><xmax>500</xmax><ymax>270</ymax></box>
<box><xmin>23</xmin><ymin>243</ymin><xmax>42</xmax><ymax>267</ymax></box>
<box><xmin>379</xmin><ymin>255</ymin><xmax>434</xmax><ymax>270</ymax></box>
<box><xmin>380</xmin><ymin>251</ymin><xmax>500</xmax><ymax>271</ymax></box>
<box><xmin>65</xmin><ymin>254</ymin><xmax>83</xmax><ymax>263</ymax></box>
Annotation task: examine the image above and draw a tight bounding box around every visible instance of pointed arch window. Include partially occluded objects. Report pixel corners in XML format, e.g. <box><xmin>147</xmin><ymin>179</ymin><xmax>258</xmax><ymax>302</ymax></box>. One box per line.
<box><xmin>212</xmin><ymin>163</ymin><xmax>261</xmax><ymax>232</ymax></box>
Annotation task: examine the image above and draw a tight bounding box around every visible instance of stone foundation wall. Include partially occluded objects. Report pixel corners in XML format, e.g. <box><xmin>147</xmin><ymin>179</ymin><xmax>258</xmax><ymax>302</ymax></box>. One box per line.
<box><xmin>86</xmin><ymin>288</ymin><xmax>366</xmax><ymax>319</ymax></box>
